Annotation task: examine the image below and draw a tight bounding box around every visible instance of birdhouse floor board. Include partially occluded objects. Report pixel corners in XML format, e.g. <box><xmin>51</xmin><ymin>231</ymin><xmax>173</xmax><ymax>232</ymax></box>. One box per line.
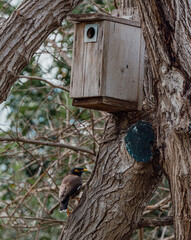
<box><xmin>68</xmin><ymin>13</ymin><xmax>140</xmax><ymax>28</ymax></box>
<box><xmin>72</xmin><ymin>97</ymin><xmax>138</xmax><ymax>113</ymax></box>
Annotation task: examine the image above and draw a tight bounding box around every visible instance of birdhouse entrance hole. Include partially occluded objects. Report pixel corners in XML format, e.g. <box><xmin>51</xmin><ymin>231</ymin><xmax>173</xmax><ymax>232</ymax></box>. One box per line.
<box><xmin>84</xmin><ymin>24</ymin><xmax>98</xmax><ymax>43</ymax></box>
<box><xmin>69</xmin><ymin>13</ymin><xmax>145</xmax><ymax>113</ymax></box>
<box><xmin>87</xmin><ymin>27</ymin><xmax>95</xmax><ymax>39</ymax></box>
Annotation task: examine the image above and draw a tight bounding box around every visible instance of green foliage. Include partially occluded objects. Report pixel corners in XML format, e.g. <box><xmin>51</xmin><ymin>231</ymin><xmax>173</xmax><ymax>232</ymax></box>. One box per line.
<box><xmin>0</xmin><ymin>0</ymin><xmax>15</xmax><ymax>16</ymax></box>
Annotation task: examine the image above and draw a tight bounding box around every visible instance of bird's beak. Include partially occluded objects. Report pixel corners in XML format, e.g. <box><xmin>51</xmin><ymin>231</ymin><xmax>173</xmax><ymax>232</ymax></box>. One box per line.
<box><xmin>83</xmin><ymin>169</ymin><xmax>89</xmax><ymax>172</ymax></box>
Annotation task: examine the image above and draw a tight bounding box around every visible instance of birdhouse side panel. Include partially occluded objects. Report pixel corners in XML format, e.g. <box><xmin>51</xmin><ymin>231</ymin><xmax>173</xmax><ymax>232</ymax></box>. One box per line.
<box><xmin>138</xmin><ymin>33</ymin><xmax>145</xmax><ymax>110</ymax></box>
<box><xmin>70</xmin><ymin>22</ymin><xmax>105</xmax><ymax>98</ymax></box>
<box><xmin>104</xmin><ymin>22</ymin><xmax>142</xmax><ymax>102</ymax></box>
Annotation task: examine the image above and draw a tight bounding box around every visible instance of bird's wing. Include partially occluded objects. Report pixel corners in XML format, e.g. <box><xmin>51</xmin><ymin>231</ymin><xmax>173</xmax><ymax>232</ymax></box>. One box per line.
<box><xmin>59</xmin><ymin>174</ymin><xmax>82</xmax><ymax>201</ymax></box>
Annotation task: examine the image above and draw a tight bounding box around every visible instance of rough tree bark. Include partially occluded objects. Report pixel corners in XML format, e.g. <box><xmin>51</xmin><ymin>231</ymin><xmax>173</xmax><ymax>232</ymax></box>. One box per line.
<box><xmin>0</xmin><ymin>0</ymin><xmax>82</xmax><ymax>103</ymax></box>
<box><xmin>63</xmin><ymin>1</ymin><xmax>191</xmax><ymax>239</ymax></box>
<box><xmin>0</xmin><ymin>0</ymin><xmax>191</xmax><ymax>239</ymax></box>
<box><xmin>62</xmin><ymin>113</ymin><xmax>162</xmax><ymax>240</ymax></box>
<box><xmin>137</xmin><ymin>1</ymin><xmax>191</xmax><ymax>239</ymax></box>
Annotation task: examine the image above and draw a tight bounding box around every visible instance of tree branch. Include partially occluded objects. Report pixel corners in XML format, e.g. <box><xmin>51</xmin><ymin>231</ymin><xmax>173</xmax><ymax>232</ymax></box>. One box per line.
<box><xmin>0</xmin><ymin>0</ymin><xmax>82</xmax><ymax>103</ymax></box>
<box><xmin>18</xmin><ymin>75</ymin><xmax>70</xmax><ymax>92</ymax></box>
<box><xmin>90</xmin><ymin>0</ymin><xmax>111</xmax><ymax>15</ymax></box>
<box><xmin>137</xmin><ymin>216</ymin><xmax>173</xmax><ymax>228</ymax></box>
<box><xmin>62</xmin><ymin>114</ymin><xmax>163</xmax><ymax>240</ymax></box>
<box><xmin>0</xmin><ymin>137</ymin><xmax>95</xmax><ymax>155</ymax></box>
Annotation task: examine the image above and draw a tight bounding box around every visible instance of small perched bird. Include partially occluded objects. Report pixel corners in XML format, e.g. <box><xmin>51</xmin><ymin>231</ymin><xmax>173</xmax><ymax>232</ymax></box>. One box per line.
<box><xmin>59</xmin><ymin>167</ymin><xmax>88</xmax><ymax>216</ymax></box>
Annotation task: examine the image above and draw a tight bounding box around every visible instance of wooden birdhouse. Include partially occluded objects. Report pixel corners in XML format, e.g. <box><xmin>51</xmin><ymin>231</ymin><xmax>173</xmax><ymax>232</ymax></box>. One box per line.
<box><xmin>69</xmin><ymin>13</ymin><xmax>145</xmax><ymax>113</ymax></box>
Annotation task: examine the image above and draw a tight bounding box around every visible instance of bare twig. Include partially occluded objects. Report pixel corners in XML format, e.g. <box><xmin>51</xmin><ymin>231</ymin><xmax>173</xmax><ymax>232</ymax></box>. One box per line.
<box><xmin>144</xmin><ymin>195</ymin><xmax>171</xmax><ymax>215</ymax></box>
<box><xmin>137</xmin><ymin>216</ymin><xmax>173</xmax><ymax>229</ymax></box>
<box><xmin>163</xmin><ymin>235</ymin><xmax>174</xmax><ymax>240</ymax></box>
<box><xmin>59</xmin><ymin>225</ymin><xmax>66</xmax><ymax>240</ymax></box>
<box><xmin>0</xmin><ymin>137</ymin><xmax>95</xmax><ymax>155</ymax></box>
<box><xmin>138</xmin><ymin>228</ymin><xmax>144</xmax><ymax>240</ymax></box>
<box><xmin>0</xmin><ymin>215</ymin><xmax>64</xmax><ymax>223</ymax></box>
<box><xmin>18</xmin><ymin>75</ymin><xmax>70</xmax><ymax>92</ymax></box>
<box><xmin>49</xmin><ymin>202</ymin><xmax>60</xmax><ymax>215</ymax></box>
<box><xmin>7</xmin><ymin>162</ymin><xmax>56</xmax><ymax>225</ymax></box>
<box><xmin>46</xmin><ymin>38</ymin><xmax>72</xmax><ymax>66</ymax></box>
<box><xmin>90</xmin><ymin>0</ymin><xmax>111</xmax><ymax>15</ymax></box>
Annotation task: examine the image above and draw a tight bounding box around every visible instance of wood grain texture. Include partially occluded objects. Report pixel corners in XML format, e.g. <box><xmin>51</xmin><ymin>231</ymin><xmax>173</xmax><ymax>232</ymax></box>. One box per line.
<box><xmin>62</xmin><ymin>114</ymin><xmax>162</xmax><ymax>240</ymax></box>
<box><xmin>0</xmin><ymin>0</ymin><xmax>83</xmax><ymax>104</ymax></box>
<box><xmin>70</xmin><ymin>21</ymin><xmax>104</xmax><ymax>98</ymax></box>
<box><xmin>68</xmin><ymin>13</ymin><xmax>141</xmax><ymax>27</ymax></box>
<box><xmin>164</xmin><ymin>133</ymin><xmax>191</xmax><ymax>239</ymax></box>
<box><xmin>83</xmin><ymin>22</ymin><xmax>104</xmax><ymax>97</ymax></box>
<box><xmin>72</xmin><ymin>96</ymin><xmax>138</xmax><ymax>112</ymax></box>
<box><xmin>138</xmin><ymin>0</ymin><xmax>191</xmax><ymax>238</ymax></box>
<box><xmin>1</xmin><ymin>1</ymin><xmax>191</xmax><ymax>238</ymax></box>
<box><xmin>104</xmin><ymin>21</ymin><xmax>142</xmax><ymax>102</ymax></box>
<box><xmin>70</xmin><ymin>23</ymin><xmax>86</xmax><ymax>98</ymax></box>
<box><xmin>65</xmin><ymin>2</ymin><xmax>191</xmax><ymax>238</ymax></box>
<box><xmin>137</xmin><ymin>216</ymin><xmax>173</xmax><ymax>228</ymax></box>
<box><xmin>70</xmin><ymin>16</ymin><xmax>144</xmax><ymax>111</ymax></box>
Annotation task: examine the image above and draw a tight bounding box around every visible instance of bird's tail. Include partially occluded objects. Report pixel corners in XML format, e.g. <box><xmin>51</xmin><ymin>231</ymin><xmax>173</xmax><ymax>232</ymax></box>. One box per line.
<box><xmin>60</xmin><ymin>198</ymin><xmax>69</xmax><ymax>212</ymax></box>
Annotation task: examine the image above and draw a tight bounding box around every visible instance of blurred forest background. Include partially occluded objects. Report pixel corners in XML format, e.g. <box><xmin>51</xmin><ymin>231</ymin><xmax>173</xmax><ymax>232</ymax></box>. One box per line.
<box><xmin>0</xmin><ymin>0</ymin><xmax>173</xmax><ymax>239</ymax></box>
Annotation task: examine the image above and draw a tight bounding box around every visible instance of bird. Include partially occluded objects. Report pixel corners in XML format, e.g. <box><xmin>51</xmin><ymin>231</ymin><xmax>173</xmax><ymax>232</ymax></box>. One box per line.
<box><xmin>59</xmin><ymin>167</ymin><xmax>88</xmax><ymax>216</ymax></box>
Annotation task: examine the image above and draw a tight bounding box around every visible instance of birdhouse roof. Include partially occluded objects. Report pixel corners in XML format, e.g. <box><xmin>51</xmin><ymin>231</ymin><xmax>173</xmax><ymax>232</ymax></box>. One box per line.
<box><xmin>67</xmin><ymin>13</ymin><xmax>140</xmax><ymax>28</ymax></box>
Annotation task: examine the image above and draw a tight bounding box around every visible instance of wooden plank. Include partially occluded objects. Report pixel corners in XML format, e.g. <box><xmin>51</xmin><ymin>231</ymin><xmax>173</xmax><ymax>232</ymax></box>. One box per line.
<box><xmin>104</xmin><ymin>21</ymin><xmax>141</xmax><ymax>102</ymax></box>
<box><xmin>99</xmin><ymin>20</ymin><xmax>110</xmax><ymax>96</ymax></box>
<box><xmin>68</xmin><ymin>13</ymin><xmax>140</xmax><ymax>28</ymax></box>
<box><xmin>70</xmin><ymin>23</ymin><xmax>85</xmax><ymax>98</ymax></box>
<box><xmin>72</xmin><ymin>97</ymin><xmax>138</xmax><ymax>113</ymax></box>
<box><xmin>138</xmin><ymin>32</ymin><xmax>145</xmax><ymax>110</ymax></box>
<box><xmin>82</xmin><ymin>21</ymin><xmax>104</xmax><ymax>97</ymax></box>
<box><xmin>70</xmin><ymin>21</ymin><xmax>105</xmax><ymax>98</ymax></box>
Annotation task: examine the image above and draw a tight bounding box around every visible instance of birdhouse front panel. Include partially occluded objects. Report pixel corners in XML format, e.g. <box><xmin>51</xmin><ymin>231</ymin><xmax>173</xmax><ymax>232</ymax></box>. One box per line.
<box><xmin>70</xmin><ymin>21</ymin><xmax>105</xmax><ymax>98</ymax></box>
<box><xmin>69</xmin><ymin>14</ymin><xmax>145</xmax><ymax>113</ymax></box>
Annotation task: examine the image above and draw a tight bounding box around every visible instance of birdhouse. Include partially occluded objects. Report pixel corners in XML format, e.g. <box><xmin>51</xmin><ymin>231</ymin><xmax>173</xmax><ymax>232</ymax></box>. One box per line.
<box><xmin>69</xmin><ymin>13</ymin><xmax>145</xmax><ymax>113</ymax></box>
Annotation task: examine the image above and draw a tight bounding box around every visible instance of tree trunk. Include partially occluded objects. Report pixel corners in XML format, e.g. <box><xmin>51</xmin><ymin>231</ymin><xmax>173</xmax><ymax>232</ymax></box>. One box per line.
<box><xmin>0</xmin><ymin>0</ymin><xmax>82</xmax><ymax>103</ymax></box>
<box><xmin>1</xmin><ymin>0</ymin><xmax>191</xmax><ymax>239</ymax></box>
<box><xmin>63</xmin><ymin>1</ymin><xmax>191</xmax><ymax>239</ymax></box>
<box><xmin>63</xmin><ymin>113</ymin><xmax>162</xmax><ymax>240</ymax></box>
<box><xmin>62</xmin><ymin>2</ymin><xmax>165</xmax><ymax>239</ymax></box>
<box><xmin>164</xmin><ymin>133</ymin><xmax>191</xmax><ymax>239</ymax></box>
<box><xmin>137</xmin><ymin>1</ymin><xmax>191</xmax><ymax>239</ymax></box>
